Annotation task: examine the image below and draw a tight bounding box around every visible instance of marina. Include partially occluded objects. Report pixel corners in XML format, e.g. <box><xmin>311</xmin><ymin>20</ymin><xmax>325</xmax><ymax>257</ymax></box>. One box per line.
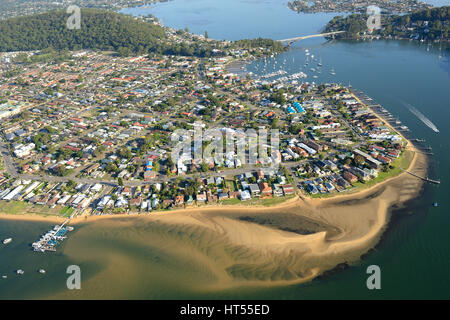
<box><xmin>32</xmin><ymin>219</ymin><xmax>74</xmax><ymax>253</ymax></box>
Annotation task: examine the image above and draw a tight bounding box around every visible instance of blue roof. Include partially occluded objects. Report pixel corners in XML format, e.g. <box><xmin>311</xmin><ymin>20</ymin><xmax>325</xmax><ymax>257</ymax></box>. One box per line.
<box><xmin>306</xmin><ymin>184</ymin><xmax>318</xmax><ymax>193</ymax></box>
<box><xmin>287</xmin><ymin>107</ymin><xmax>296</xmax><ymax>113</ymax></box>
<box><xmin>292</xmin><ymin>102</ymin><xmax>305</xmax><ymax>113</ymax></box>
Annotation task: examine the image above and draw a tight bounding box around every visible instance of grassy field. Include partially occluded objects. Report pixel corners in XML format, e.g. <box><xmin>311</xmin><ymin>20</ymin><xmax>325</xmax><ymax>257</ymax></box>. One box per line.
<box><xmin>225</xmin><ymin>179</ymin><xmax>237</xmax><ymax>192</ymax></box>
<box><xmin>219</xmin><ymin>194</ymin><xmax>295</xmax><ymax>207</ymax></box>
<box><xmin>60</xmin><ymin>206</ymin><xmax>75</xmax><ymax>217</ymax></box>
<box><xmin>0</xmin><ymin>200</ymin><xmax>65</xmax><ymax>217</ymax></box>
<box><xmin>0</xmin><ymin>201</ymin><xmax>29</xmax><ymax>215</ymax></box>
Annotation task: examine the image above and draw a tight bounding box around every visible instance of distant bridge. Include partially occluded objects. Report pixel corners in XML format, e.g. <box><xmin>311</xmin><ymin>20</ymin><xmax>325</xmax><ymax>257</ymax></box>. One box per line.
<box><xmin>277</xmin><ymin>31</ymin><xmax>345</xmax><ymax>44</ymax></box>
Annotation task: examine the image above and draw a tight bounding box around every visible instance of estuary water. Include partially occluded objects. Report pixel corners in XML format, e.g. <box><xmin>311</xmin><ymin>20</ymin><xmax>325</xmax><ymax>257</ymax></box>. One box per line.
<box><xmin>0</xmin><ymin>0</ymin><xmax>449</xmax><ymax>299</ymax></box>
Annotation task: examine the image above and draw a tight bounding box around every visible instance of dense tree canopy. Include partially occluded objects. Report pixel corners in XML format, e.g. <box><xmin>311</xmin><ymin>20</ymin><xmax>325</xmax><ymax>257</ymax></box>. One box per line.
<box><xmin>0</xmin><ymin>9</ymin><xmax>167</xmax><ymax>54</ymax></box>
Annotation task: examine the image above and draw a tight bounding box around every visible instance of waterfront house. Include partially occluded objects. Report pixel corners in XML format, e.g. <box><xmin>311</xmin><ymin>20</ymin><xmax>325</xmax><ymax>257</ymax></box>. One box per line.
<box><xmin>196</xmin><ymin>192</ymin><xmax>207</xmax><ymax>203</ymax></box>
<box><xmin>281</xmin><ymin>184</ymin><xmax>295</xmax><ymax>195</ymax></box>
<box><xmin>343</xmin><ymin>171</ymin><xmax>358</xmax><ymax>183</ymax></box>
<box><xmin>248</xmin><ymin>184</ymin><xmax>260</xmax><ymax>197</ymax></box>
<box><xmin>258</xmin><ymin>182</ymin><xmax>272</xmax><ymax>198</ymax></box>
<box><xmin>174</xmin><ymin>195</ymin><xmax>184</xmax><ymax>206</ymax></box>
<box><xmin>240</xmin><ymin>190</ymin><xmax>251</xmax><ymax>201</ymax></box>
<box><xmin>218</xmin><ymin>192</ymin><xmax>229</xmax><ymax>201</ymax></box>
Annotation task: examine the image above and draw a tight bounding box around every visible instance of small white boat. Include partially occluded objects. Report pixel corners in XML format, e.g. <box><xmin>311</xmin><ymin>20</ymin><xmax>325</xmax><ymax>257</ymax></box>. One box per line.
<box><xmin>16</xmin><ymin>269</ymin><xmax>24</xmax><ymax>275</ymax></box>
<box><xmin>3</xmin><ymin>238</ymin><xmax>12</xmax><ymax>245</ymax></box>
<box><xmin>39</xmin><ymin>269</ymin><xmax>46</xmax><ymax>274</ymax></box>
<box><xmin>2</xmin><ymin>275</ymin><xmax>7</xmax><ymax>279</ymax></box>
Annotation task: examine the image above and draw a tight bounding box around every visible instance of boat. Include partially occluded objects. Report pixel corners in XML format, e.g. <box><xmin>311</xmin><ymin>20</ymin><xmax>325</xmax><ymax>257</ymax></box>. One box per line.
<box><xmin>433</xmin><ymin>202</ymin><xmax>438</xmax><ymax>207</ymax></box>
<box><xmin>32</xmin><ymin>223</ymin><xmax>73</xmax><ymax>253</ymax></box>
<box><xmin>318</xmin><ymin>58</ymin><xmax>323</xmax><ymax>67</ymax></box>
<box><xmin>16</xmin><ymin>269</ymin><xmax>24</xmax><ymax>275</ymax></box>
<box><xmin>330</xmin><ymin>68</ymin><xmax>336</xmax><ymax>75</ymax></box>
<box><xmin>2</xmin><ymin>275</ymin><xmax>7</xmax><ymax>279</ymax></box>
<box><xmin>2</xmin><ymin>238</ymin><xmax>12</xmax><ymax>244</ymax></box>
<box><xmin>39</xmin><ymin>269</ymin><xmax>46</xmax><ymax>274</ymax></box>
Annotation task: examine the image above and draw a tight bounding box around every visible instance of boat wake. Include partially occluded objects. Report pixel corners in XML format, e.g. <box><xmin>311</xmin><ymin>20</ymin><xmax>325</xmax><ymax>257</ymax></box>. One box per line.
<box><xmin>400</xmin><ymin>100</ymin><xmax>439</xmax><ymax>133</ymax></box>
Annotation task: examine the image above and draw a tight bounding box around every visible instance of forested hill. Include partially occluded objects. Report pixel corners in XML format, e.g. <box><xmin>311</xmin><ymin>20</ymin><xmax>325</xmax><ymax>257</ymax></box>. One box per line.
<box><xmin>0</xmin><ymin>9</ymin><xmax>168</xmax><ymax>54</ymax></box>
<box><xmin>0</xmin><ymin>9</ymin><xmax>286</xmax><ymax>57</ymax></box>
<box><xmin>325</xmin><ymin>6</ymin><xmax>449</xmax><ymax>41</ymax></box>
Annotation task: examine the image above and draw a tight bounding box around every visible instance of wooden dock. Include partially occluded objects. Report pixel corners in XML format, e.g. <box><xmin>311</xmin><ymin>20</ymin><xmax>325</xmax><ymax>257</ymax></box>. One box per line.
<box><xmin>402</xmin><ymin>169</ymin><xmax>440</xmax><ymax>184</ymax></box>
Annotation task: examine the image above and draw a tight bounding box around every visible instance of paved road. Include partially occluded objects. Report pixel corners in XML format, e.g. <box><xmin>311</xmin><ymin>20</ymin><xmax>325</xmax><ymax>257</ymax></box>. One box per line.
<box><xmin>0</xmin><ymin>138</ymin><xmax>18</xmax><ymax>177</ymax></box>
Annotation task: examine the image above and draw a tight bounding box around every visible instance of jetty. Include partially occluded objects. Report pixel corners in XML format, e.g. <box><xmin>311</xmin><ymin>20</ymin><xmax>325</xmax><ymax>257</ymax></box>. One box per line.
<box><xmin>350</xmin><ymin>88</ymin><xmax>436</xmax><ymax>158</ymax></box>
<box><xmin>32</xmin><ymin>218</ymin><xmax>74</xmax><ymax>253</ymax></box>
<box><xmin>402</xmin><ymin>169</ymin><xmax>440</xmax><ymax>184</ymax></box>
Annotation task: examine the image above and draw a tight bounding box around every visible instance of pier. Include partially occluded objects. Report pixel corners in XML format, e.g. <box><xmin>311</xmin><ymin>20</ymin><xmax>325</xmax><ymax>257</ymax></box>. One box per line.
<box><xmin>350</xmin><ymin>88</ymin><xmax>435</xmax><ymax>158</ymax></box>
<box><xmin>402</xmin><ymin>169</ymin><xmax>440</xmax><ymax>184</ymax></box>
<box><xmin>32</xmin><ymin>218</ymin><xmax>74</xmax><ymax>253</ymax></box>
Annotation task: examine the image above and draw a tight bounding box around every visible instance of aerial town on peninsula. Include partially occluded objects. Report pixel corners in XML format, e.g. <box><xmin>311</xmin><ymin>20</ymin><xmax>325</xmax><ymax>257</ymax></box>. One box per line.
<box><xmin>0</xmin><ymin>44</ymin><xmax>409</xmax><ymax>219</ymax></box>
<box><xmin>0</xmin><ymin>0</ymin><xmax>447</xmax><ymax>304</ymax></box>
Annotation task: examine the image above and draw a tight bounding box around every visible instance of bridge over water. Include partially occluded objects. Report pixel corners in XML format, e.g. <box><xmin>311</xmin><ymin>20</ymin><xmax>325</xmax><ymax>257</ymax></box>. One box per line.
<box><xmin>277</xmin><ymin>31</ymin><xmax>345</xmax><ymax>44</ymax></box>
